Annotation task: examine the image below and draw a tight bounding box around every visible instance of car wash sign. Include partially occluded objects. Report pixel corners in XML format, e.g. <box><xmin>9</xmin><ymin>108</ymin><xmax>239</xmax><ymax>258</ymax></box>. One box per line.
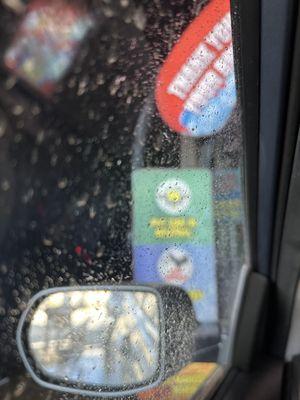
<box><xmin>132</xmin><ymin>169</ymin><xmax>218</xmax><ymax>323</ymax></box>
<box><xmin>132</xmin><ymin>169</ymin><xmax>214</xmax><ymax>245</ymax></box>
<box><xmin>155</xmin><ymin>0</ymin><xmax>236</xmax><ymax>137</ymax></box>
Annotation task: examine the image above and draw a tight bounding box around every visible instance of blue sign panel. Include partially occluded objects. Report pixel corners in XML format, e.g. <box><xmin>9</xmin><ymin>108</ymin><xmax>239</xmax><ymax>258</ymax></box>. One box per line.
<box><xmin>134</xmin><ymin>244</ymin><xmax>218</xmax><ymax>324</ymax></box>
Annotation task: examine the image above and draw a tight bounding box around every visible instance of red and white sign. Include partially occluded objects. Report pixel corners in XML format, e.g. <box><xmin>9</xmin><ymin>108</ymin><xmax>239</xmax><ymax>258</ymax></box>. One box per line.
<box><xmin>155</xmin><ymin>0</ymin><xmax>234</xmax><ymax>135</ymax></box>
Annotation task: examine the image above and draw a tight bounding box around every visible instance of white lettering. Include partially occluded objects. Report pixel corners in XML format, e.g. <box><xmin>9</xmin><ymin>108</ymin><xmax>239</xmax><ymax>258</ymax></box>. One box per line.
<box><xmin>184</xmin><ymin>70</ymin><xmax>223</xmax><ymax>113</ymax></box>
<box><xmin>166</xmin><ymin>12</ymin><xmax>232</xmax><ymax>103</ymax></box>
<box><xmin>213</xmin><ymin>43</ymin><xmax>234</xmax><ymax>77</ymax></box>
<box><xmin>205</xmin><ymin>13</ymin><xmax>232</xmax><ymax>51</ymax></box>
<box><xmin>167</xmin><ymin>43</ymin><xmax>215</xmax><ymax>100</ymax></box>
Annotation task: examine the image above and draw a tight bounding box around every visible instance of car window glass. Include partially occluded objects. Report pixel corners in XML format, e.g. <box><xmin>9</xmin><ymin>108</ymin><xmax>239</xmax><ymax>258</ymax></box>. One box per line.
<box><xmin>0</xmin><ymin>0</ymin><xmax>247</xmax><ymax>398</ymax></box>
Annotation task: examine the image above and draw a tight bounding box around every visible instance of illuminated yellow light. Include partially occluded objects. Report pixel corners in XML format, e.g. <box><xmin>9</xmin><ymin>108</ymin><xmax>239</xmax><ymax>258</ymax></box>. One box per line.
<box><xmin>167</xmin><ymin>190</ymin><xmax>181</xmax><ymax>203</ymax></box>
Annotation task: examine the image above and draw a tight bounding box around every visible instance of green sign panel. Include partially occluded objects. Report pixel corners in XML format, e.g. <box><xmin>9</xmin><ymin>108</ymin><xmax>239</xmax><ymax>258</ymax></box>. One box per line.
<box><xmin>132</xmin><ymin>169</ymin><xmax>214</xmax><ymax>246</ymax></box>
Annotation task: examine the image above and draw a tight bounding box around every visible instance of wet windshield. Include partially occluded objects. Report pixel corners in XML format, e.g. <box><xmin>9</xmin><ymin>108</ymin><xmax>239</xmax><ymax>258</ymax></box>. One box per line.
<box><xmin>0</xmin><ymin>0</ymin><xmax>246</xmax><ymax>398</ymax></box>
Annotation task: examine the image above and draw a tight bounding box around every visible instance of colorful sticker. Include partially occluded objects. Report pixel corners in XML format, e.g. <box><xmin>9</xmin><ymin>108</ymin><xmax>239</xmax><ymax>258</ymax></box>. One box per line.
<box><xmin>134</xmin><ymin>244</ymin><xmax>218</xmax><ymax>323</ymax></box>
<box><xmin>4</xmin><ymin>0</ymin><xmax>94</xmax><ymax>95</ymax></box>
<box><xmin>132</xmin><ymin>169</ymin><xmax>214</xmax><ymax>245</ymax></box>
<box><xmin>132</xmin><ymin>169</ymin><xmax>218</xmax><ymax>323</ymax></box>
<box><xmin>155</xmin><ymin>0</ymin><xmax>236</xmax><ymax>137</ymax></box>
<box><xmin>214</xmin><ymin>169</ymin><xmax>243</xmax><ymax>222</ymax></box>
<box><xmin>138</xmin><ymin>362</ymin><xmax>218</xmax><ymax>400</ymax></box>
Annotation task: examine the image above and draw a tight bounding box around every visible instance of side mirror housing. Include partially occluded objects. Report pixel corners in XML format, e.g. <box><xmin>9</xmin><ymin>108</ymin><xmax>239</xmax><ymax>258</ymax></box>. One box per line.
<box><xmin>17</xmin><ymin>284</ymin><xmax>197</xmax><ymax>397</ymax></box>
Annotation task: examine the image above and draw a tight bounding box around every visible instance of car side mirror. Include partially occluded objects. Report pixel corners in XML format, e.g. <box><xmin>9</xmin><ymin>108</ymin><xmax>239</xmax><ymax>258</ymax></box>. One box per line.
<box><xmin>17</xmin><ymin>285</ymin><xmax>197</xmax><ymax>397</ymax></box>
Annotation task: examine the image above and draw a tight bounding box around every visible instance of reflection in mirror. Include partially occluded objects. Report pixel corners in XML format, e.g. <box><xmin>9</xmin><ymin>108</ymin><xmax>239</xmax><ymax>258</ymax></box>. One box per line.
<box><xmin>27</xmin><ymin>290</ymin><xmax>160</xmax><ymax>388</ymax></box>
